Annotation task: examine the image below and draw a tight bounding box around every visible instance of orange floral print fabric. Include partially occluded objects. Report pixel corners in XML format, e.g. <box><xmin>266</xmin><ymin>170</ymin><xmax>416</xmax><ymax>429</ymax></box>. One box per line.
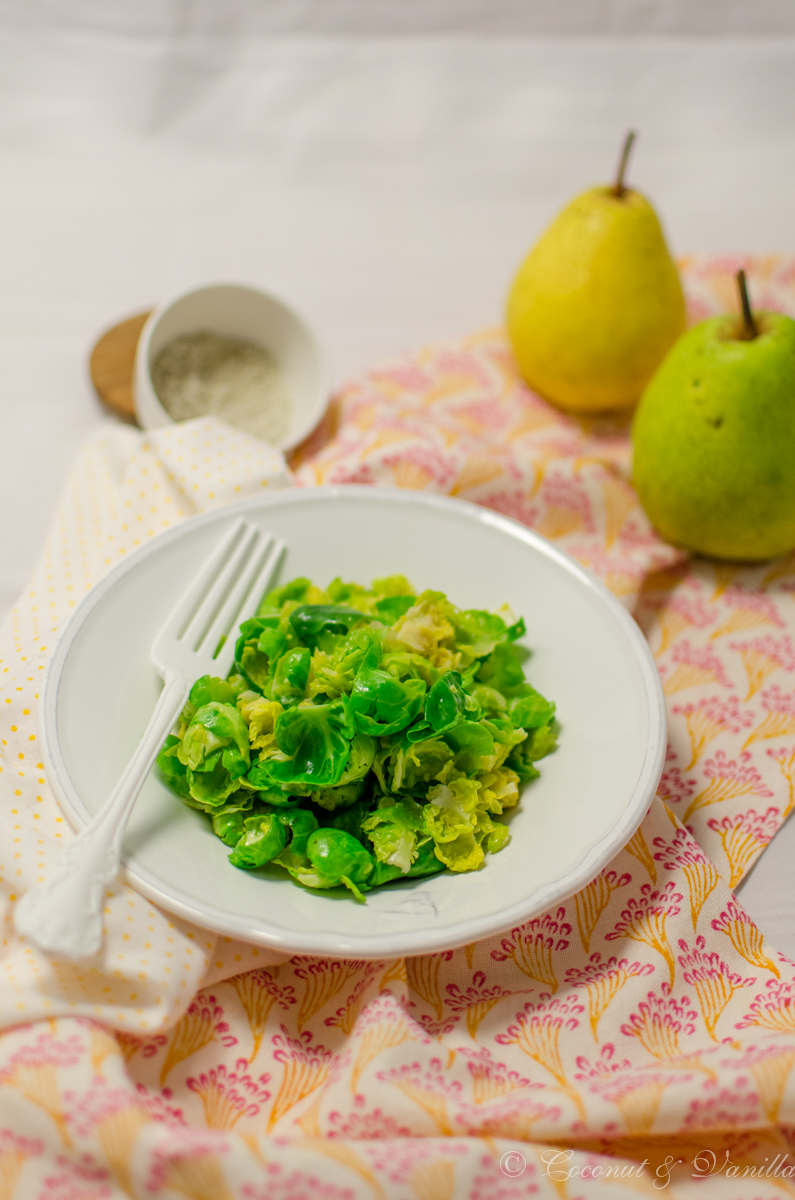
<box><xmin>2</xmin><ymin>256</ymin><xmax>795</xmax><ymax>1197</ymax></box>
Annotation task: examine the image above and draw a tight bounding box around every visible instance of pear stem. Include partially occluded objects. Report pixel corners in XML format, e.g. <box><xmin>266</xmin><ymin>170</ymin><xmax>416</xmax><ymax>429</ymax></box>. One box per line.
<box><xmin>613</xmin><ymin>131</ymin><xmax>636</xmax><ymax>197</ymax></box>
<box><xmin>737</xmin><ymin>269</ymin><xmax>759</xmax><ymax>339</ymax></box>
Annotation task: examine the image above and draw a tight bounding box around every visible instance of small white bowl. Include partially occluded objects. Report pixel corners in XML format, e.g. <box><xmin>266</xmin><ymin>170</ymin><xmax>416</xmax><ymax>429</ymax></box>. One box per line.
<box><xmin>133</xmin><ymin>282</ymin><xmax>329</xmax><ymax>453</ymax></box>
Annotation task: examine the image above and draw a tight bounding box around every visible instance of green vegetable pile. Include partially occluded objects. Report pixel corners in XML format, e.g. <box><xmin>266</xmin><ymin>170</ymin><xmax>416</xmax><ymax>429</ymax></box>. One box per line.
<box><xmin>156</xmin><ymin>576</ymin><xmax>558</xmax><ymax>901</ymax></box>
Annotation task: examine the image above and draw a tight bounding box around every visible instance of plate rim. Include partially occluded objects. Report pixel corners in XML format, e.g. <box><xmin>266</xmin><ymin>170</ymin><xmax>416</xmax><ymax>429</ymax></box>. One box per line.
<box><xmin>40</xmin><ymin>484</ymin><xmax>666</xmax><ymax>958</ymax></box>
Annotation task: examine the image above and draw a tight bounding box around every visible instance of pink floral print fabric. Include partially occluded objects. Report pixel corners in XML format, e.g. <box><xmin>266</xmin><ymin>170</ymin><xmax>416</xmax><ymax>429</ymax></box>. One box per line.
<box><xmin>2</xmin><ymin>255</ymin><xmax>795</xmax><ymax>1197</ymax></box>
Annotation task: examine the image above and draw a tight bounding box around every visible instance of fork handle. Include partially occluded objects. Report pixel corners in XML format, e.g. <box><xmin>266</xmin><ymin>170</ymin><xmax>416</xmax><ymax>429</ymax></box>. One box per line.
<box><xmin>14</xmin><ymin>672</ymin><xmax>189</xmax><ymax>961</ymax></box>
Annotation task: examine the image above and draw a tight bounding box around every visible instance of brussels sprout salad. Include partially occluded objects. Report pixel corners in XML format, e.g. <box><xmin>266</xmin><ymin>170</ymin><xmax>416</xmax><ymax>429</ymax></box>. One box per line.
<box><xmin>156</xmin><ymin>576</ymin><xmax>558</xmax><ymax>901</ymax></box>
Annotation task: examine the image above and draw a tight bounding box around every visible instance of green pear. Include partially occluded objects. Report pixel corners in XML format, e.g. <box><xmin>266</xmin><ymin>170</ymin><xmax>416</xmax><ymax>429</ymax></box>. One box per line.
<box><xmin>632</xmin><ymin>273</ymin><xmax>795</xmax><ymax>561</ymax></box>
<box><xmin>506</xmin><ymin>133</ymin><xmax>686</xmax><ymax>413</ymax></box>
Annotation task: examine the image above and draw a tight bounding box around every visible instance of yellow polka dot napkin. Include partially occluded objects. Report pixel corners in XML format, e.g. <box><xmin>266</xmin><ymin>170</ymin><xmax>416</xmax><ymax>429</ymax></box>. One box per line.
<box><xmin>0</xmin><ymin>418</ymin><xmax>291</xmax><ymax>1033</ymax></box>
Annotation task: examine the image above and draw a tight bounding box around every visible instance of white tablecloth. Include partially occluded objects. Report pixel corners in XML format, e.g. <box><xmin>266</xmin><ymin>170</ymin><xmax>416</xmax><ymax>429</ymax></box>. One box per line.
<box><xmin>1</xmin><ymin>8</ymin><xmax>794</xmax><ymax>951</ymax></box>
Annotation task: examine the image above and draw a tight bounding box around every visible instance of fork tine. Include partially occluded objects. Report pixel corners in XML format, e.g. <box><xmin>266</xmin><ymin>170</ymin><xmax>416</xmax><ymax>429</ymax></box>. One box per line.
<box><xmin>156</xmin><ymin>518</ymin><xmax>247</xmax><ymax>644</ymax></box>
<box><xmin>211</xmin><ymin>537</ymin><xmax>286</xmax><ymax>675</ymax></box>
<box><xmin>199</xmin><ymin>529</ymin><xmax>273</xmax><ymax>655</ymax></box>
<box><xmin>180</xmin><ymin>522</ymin><xmax>259</xmax><ymax>651</ymax></box>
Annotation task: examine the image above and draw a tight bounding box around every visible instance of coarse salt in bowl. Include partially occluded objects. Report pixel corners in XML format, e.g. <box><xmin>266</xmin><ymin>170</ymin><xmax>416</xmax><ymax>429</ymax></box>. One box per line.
<box><xmin>133</xmin><ymin>282</ymin><xmax>329</xmax><ymax>453</ymax></box>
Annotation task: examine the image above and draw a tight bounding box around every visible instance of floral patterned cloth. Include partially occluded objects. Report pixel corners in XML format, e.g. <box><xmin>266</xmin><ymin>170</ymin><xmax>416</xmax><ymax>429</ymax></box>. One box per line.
<box><xmin>2</xmin><ymin>256</ymin><xmax>795</xmax><ymax>1198</ymax></box>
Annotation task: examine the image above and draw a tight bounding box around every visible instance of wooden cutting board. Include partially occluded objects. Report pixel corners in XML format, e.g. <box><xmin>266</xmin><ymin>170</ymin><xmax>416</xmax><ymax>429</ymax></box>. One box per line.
<box><xmin>89</xmin><ymin>310</ymin><xmax>152</xmax><ymax>422</ymax></box>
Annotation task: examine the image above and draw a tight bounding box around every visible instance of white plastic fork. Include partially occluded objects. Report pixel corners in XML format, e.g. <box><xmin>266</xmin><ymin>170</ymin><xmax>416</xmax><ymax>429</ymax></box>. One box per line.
<box><xmin>15</xmin><ymin>519</ymin><xmax>286</xmax><ymax>961</ymax></box>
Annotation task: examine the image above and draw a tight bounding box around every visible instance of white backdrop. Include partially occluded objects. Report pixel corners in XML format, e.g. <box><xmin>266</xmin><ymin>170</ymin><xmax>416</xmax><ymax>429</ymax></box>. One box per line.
<box><xmin>0</xmin><ymin>3</ymin><xmax>794</xmax><ymax>944</ymax></box>
<box><xmin>4</xmin><ymin>0</ymin><xmax>795</xmax><ymax>35</ymax></box>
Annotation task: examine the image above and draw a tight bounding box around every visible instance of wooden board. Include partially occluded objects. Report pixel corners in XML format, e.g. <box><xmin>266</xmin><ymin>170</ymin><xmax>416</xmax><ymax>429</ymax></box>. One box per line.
<box><xmin>89</xmin><ymin>310</ymin><xmax>152</xmax><ymax>422</ymax></box>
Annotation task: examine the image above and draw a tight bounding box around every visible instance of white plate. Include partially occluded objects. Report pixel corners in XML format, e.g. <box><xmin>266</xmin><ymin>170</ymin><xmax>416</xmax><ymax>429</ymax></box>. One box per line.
<box><xmin>41</xmin><ymin>486</ymin><xmax>665</xmax><ymax>959</ymax></box>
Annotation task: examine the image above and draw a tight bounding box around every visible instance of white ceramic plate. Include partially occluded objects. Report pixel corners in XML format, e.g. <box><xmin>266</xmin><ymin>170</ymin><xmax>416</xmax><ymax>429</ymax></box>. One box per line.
<box><xmin>41</xmin><ymin>487</ymin><xmax>665</xmax><ymax>959</ymax></box>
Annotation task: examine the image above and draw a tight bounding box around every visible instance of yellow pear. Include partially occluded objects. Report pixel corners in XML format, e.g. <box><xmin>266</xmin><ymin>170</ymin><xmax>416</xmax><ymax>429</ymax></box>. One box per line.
<box><xmin>506</xmin><ymin>133</ymin><xmax>686</xmax><ymax>413</ymax></box>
